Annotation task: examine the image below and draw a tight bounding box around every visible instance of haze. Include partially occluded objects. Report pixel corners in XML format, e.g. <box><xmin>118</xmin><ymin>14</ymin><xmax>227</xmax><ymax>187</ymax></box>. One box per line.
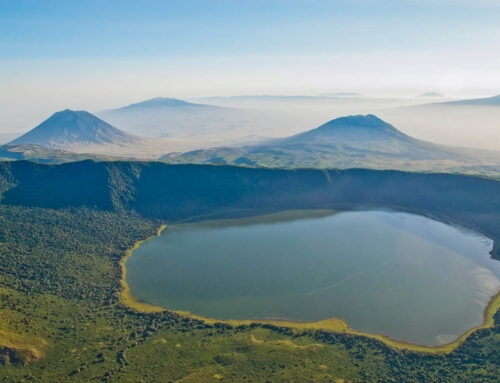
<box><xmin>1</xmin><ymin>0</ymin><xmax>500</xmax><ymax>149</ymax></box>
<box><xmin>2</xmin><ymin>2</ymin><xmax>500</xmax><ymax>379</ymax></box>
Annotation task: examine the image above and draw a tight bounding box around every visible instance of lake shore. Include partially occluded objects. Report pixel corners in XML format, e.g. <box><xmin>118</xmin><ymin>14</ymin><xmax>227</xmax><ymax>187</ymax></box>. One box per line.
<box><xmin>120</xmin><ymin>209</ymin><xmax>500</xmax><ymax>354</ymax></box>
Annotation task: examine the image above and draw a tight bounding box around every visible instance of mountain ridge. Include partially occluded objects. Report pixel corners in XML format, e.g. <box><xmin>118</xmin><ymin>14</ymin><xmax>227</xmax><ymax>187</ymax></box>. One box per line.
<box><xmin>1</xmin><ymin>160</ymin><xmax>499</xmax><ymax>260</ymax></box>
<box><xmin>425</xmin><ymin>94</ymin><xmax>500</xmax><ymax>107</ymax></box>
<box><xmin>109</xmin><ymin>97</ymin><xmax>218</xmax><ymax>111</ymax></box>
<box><xmin>166</xmin><ymin>114</ymin><xmax>500</xmax><ymax>175</ymax></box>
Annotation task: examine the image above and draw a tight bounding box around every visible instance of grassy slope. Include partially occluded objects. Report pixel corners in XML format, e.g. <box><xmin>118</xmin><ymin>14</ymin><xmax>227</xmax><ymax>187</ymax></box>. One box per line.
<box><xmin>166</xmin><ymin>137</ymin><xmax>500</xmax><ymax>179</ymax></box>
<box><xmin>0</xmin><ymin>206</ymin><xmax>499</xmax><ymax>382</ymax></box>
<box><xmin>0</xmin><ymin>144</ymin><xmax>119</xmax><ymax>164</ymax></box>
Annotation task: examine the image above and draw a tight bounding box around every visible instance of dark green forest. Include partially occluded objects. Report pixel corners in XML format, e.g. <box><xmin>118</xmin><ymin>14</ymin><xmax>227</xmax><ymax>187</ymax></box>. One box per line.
<box><xmin>2</xmin><ymin>160</ymin><xmax>500</xmax><ymax>257</ymax></box>
<box><xmin>0</xmin><ymin>160</ymin><xmax>499</xmax><ymax>382</ymax></box>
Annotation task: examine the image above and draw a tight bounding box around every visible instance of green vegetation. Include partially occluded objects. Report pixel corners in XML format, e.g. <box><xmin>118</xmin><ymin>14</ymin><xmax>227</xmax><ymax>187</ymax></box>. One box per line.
<box><xmin>0</xmin><ymin>144</ymin><xmax>117</xmax><ymax>164</ymax></box>
<box><xmin>2</xmin><ymin>161</ymin><xmax>500</xmax><ymax>258</ymax></box>
<box><xmin>0</xmin><ymin>206</ymin><xmax>498</xmax><ymax>382</ymax></box>
<box><xmin>166</xmin><ymin>145</ymin><xmax>500</xmax><ymax>178</ymax></box>
<box><xmin>0</xmin><ymin>160</ymin><xmax>499</xmax><ymax>381</ymax></box>
<box><xmin>120</xmin><ymin>224</ymin><xmax>168</xmax><ymax>313</ymax></box>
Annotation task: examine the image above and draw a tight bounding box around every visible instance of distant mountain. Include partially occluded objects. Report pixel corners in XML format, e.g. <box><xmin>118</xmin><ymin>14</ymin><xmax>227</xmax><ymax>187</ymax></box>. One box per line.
<box><xmin>426</xmin><ymin>94</ymin><xmax>500</xmax><ymax>106</ymax></box>
<box><xmin>9</xmin><ymin>110</ymin><xmax>139</xmax><ymax>151</ymax></box>
<box><xmin>165</xmin><ymin>114</ymin><xmax>500</xmax><ymax>176</ymax></box>
<box><xmin>199</xmin><ymin>95</ymin><xmax>346</xmax><ymax>102</ymax></box>
<box><xmin>5</xmin><ymin>106</ymin><xmax>259</xmax><ymax>160</ymax></box>
<box><xmin>0</xmin><ymin>144</ymin><xmax>116</xmax><ymax>164</ymax></box>
<box><xmin>381</xmin><ymin>94</ymin><xmax>500</xmax><ymax>151</ymax></box>
<box><xmin>419</xmin><ymin>92</ymin><xmax>443</xmax><ymax>98</ymax></box>
<box><xmin>278</xmin><ymin>114</ymin><xmax>409</xmax><ymax>144</ymax></box>
<box><xmin>110</xmin><ymin>97</ymin><xmax>212</xmax><ymax>110</ymax></box>
<box><xmin>98</xmin><ymin>97</ymin><xmax>261</xmax><ymax>138</ymax></box>
<box><xmin>321</xmin><ymin>92</ymin><xmax>361</xmax><ymax>97</ymax></box>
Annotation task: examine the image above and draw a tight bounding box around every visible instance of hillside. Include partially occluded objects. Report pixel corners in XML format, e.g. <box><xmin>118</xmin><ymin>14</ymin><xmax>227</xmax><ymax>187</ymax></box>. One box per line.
<box><xmin>1</xmin><ymin>160</ymin><xmax>500</xmax><ymax>257</ymax></box>
<box><xmin>9</xmin><ymin>110</ymin><xmax>139</xmax><ymax>151</ymax></box>
<box><xmin>0</xmin><ymin>144</ymin><xmax>117</xmax><ymax>164</ymax></box>
<box><xmin>379</xmin><ymin>96</ymin><xmax>500</xmax><ymax>151</ymax></box>
<box><xmin>7</xmin><ymin>112</ymin><xmax>500</xmax><ymax>176</ymax></box>
<box><xmin>166</xmin><ymin>114</ymin><xmax>500</xmax><ymax>176</ymax></box>
<box><xmin>4</xmin><ymin>107</ymin><xmax>250</xmax><ymax>160</ymax></box>
<box><xmin>0</xmin><ymin>160</ymin><xmax>499</xmax><ymax>380</ymax></box>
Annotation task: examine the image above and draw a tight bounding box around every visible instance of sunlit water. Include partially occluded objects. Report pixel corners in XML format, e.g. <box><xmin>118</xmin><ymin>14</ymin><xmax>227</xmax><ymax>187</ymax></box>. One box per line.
<box><xmin>126</xmin><ymin>210</ymin><xmax>500</xmax><ymax>346</ymax></box>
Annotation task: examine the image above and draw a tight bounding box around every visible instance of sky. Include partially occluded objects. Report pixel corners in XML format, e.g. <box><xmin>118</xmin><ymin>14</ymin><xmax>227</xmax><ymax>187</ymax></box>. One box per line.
<box><xmin>1</xmin><ymin>0</ymin><xmax>500</xmax><ymax>132</ymax></box>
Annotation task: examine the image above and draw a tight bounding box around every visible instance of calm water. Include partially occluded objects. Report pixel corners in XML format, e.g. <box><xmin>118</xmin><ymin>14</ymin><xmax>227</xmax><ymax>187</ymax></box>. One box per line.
<box><xmin>126</xmin><ymin>210</ymin><xmax>500</xmax><ymax>346</ymax></box>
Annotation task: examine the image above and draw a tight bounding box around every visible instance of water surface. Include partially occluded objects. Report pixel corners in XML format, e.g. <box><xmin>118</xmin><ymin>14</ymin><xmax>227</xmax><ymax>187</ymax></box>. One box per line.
<box><xmin>126</xmin><ymin>210</ymin><xmax>500</xmax><ymax>346</ymax></box>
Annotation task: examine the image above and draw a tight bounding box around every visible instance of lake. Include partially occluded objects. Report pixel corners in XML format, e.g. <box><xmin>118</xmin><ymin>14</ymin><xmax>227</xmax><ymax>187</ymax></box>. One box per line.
<box><xmin>126</xmin><ymin>210</ymin><xmax>500</xmax><ymax>346</ymax></box>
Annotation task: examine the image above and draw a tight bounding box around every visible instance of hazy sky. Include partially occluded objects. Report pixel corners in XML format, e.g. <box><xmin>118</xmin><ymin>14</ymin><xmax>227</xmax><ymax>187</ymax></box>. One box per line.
<box><xmin>1</xmin><ymin>0</ymin><xmax>500</xmax><ymax>132</ymax></box>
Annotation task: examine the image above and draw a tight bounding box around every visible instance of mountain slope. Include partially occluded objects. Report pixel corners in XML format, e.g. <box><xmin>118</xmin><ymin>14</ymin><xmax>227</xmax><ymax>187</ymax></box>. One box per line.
<box><xmin>98</xmin><ymin>97</ymin><xmax>264</xmax><ymax>138</ymax></box>
<box><xmin>5</xmin><ymin>107</ymin><xmax>250</xmax><ymax>160</ymax></box>
<box><xmin>1</xmin><ymin>161</ymin><xmax>499</xmax><ymax>260</ymax></box>
<box><xmin>0</xmin><ymin>144</ymin><xmax>119</xmax><ymax>164</ymax></box>
<box><xmin>279</xmin><ymin>114</ymin><xmax>409</xmax><ymax>144</ymax></box>
<box><xmin>379</xmin><ymin>95</ymin><xmax>500</xmax><ymax>151</ymax></box>
<box><xmin>9</xmin><ymin>110</ymin><xmax>139</xmax><ymax>151</ymax></box>
<box><xmin>165</xmin><ymin>114</ymin><xmax>500</xmax><ymax>175</ymax></box>
<box><xmin>430</xmin><ymin>94</ymin><xmax>500</xmax><ymax>106</ymax></box>
<box><xmin>110</xmin><ymin>97</ymin><xmax>206</xmax><ymax>110</ymax></box>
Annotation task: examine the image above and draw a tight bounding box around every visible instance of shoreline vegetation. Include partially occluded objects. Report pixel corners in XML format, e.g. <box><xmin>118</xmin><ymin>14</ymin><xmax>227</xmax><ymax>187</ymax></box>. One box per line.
<box><xmin>120</xmin><ymin>211</ymin><xmax>500</xmax><ymax>355</ymax></box>
<box><xmin>120</xmin><ymin>224</ymin><xmax>168</xmax><ymax>313</ymax></box>
<box><xmin>2</xmin><ymin>203</ymin><xmax>498</xmax><ymax>380</ymax></box>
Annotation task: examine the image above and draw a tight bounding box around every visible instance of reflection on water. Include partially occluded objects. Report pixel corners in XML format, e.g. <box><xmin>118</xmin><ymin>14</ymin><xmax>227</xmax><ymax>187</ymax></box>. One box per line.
<box><xmin>126</xmin><ymin>210</ymin><xmax>500</xmax><ymax>346</ymax></box>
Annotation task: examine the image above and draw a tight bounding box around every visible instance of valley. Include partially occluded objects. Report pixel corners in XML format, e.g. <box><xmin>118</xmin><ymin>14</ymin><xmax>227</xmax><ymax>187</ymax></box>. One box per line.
<box><xmin>2</xmin><ymin>83</ymin><xmax>500</xmax><ymax>383</ymax></box>
<box><xmin>2</xmin><ymin>2</ymin><xmax>500</xmax><ymax>381</ymax></box>
<box><xmin>1</xmin><ymin>161</ymin><xmax>500</xmax><ymax>382</ymax></box>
